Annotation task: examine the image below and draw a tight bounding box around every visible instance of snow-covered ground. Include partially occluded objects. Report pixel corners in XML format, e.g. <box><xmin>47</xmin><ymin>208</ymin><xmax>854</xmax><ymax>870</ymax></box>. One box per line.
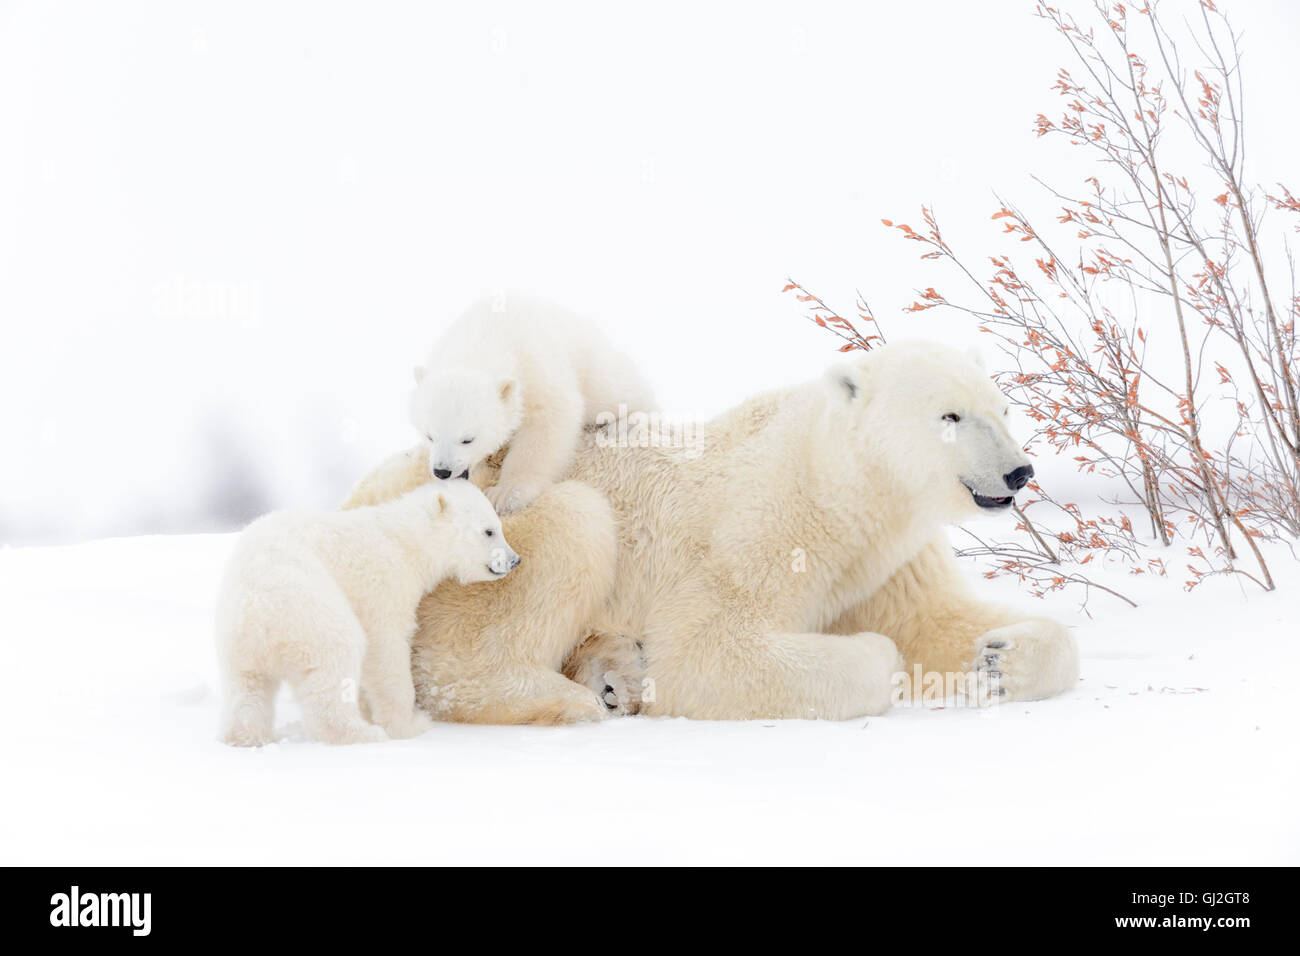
<box><xmin>1</xmin><ymin>530</ymin><xmax>1295</xmax><ymax>866</ymax></box>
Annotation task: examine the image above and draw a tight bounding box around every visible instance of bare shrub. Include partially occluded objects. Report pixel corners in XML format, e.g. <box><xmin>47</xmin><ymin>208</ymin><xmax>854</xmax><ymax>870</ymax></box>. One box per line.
<box><xmin>790</xmin><ymin>0</ymin><xmax>1298</xmax><ymax>603</ymax></box>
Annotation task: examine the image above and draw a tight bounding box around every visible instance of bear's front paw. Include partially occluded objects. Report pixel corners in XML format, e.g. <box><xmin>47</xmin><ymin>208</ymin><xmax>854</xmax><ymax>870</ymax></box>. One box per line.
<box><xmin>486</xmin><ymin>478</ymin><xmax>546</xmax><ymax>514</ymax></box>
<box><xmin>970</xmin><ymin>618</ymin><xmax>1079</xmax><ymax>704</ymax></box>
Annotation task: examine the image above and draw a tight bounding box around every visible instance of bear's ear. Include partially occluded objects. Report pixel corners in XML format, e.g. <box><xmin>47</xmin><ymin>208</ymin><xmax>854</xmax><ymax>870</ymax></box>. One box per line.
<box><xmin>413</xmin><ymin>364</ymin><xmax>426</xmax><ymax>384</ymax></box>
<box><xmin>965</xmin><ymin>347</ymin><xmax>987</xmax><ymax>373</ymax></box>
<box><xmin>498</xmin><ymin>378</ymin><xmax>517</xmax><ymax>403</ymax></box>
<box><xmin>824</xmin><ymin>361</ymin><xmax>871</xmax><ymax>406</ymax></box>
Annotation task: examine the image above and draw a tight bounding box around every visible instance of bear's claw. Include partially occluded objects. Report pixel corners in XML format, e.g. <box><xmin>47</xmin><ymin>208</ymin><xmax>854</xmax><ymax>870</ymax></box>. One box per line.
<box><xmin>973</xmin><ymin>638</ymin><xmax>1011</xmax><ymax>704</ymax></box>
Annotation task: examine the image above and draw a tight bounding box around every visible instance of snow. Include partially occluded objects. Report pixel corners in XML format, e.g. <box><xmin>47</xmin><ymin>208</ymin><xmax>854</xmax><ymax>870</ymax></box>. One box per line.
<box><xmin>2</xmin><ymin>531</ymin><xmax>1296</xmax><ymax>866</ymax></box>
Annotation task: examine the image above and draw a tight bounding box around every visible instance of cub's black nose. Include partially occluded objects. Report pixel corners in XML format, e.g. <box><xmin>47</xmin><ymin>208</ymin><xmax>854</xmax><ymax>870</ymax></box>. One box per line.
<box><xmin>432</xmin><ymin>467</ymin><xmax>453</xmax><ymax>479</ymax></box>
<box><xmin>1004</xmin><ymin>464</ymin><xmax>1034</xmax><ymax>491</ymax></box>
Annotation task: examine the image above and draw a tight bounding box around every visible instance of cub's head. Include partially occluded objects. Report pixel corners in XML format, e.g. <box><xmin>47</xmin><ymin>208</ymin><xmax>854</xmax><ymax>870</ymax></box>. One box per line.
<box><xmin>417</xmin><ymin>480</ymin><xmax>521</xmax><ymax>584</ymax></box>
<box><xmin>824</xmin><ymin>340</ymin><xmax>1033</xmax><ymax>521</ymax></box>
<box><xmin>409</xmin><ymin>368</ymin><xmax>524</xmax><ymax>481</ymax></box>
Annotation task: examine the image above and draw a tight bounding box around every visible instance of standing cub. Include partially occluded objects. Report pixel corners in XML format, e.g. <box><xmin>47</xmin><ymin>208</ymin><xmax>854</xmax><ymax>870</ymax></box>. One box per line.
<box><xmin>216</xmin><ymin>481</ymin><xmax>519</xmax><ymax>746</ymax></box>
<box><xmin>410</xmin><ymin>294</ymin><xmax>655</xmax><ymax>513</ymax></box>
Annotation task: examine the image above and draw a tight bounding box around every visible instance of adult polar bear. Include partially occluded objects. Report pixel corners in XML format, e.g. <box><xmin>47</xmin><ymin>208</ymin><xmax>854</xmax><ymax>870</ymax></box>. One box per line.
<box><xmin>344</xmin><ymin>340</ymin><xmax>1078</xmax><ymax>721</ymax></box>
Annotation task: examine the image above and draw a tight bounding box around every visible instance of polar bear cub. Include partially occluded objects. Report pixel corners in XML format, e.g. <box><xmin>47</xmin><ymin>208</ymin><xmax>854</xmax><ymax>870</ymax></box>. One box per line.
<box><xmin>216</xmin><ymin>481</ymin><xmax>519</xmax><ymax>746</ymax></box>
<box><xmin>410</xmin><ymin>294</ymin><xmax>655</xmax><ymax>513</ymax></box>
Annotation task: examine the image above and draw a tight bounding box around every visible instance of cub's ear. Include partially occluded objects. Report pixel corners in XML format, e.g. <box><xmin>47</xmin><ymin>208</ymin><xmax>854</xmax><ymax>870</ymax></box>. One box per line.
<box><xmin>965</xmin><ymin>347</ymin><xmax>988</xmax><ymax>373</ymax></box>
<box><xmin>824</xmin><ymin>361</ymin><xmax>871</xmax><ymax>405</ymax></box>
<box><xmin>498</xmin><ymin>378</ymin><xmax>517</xmax><ymax>403</ymax></box>
<box><xmin>413</xmin><ymin>364</ymin><xmax>426</xmax><ymax>384</ymax></box>
<box><xmin>435</xmin><ymin>492</ymin><xmax>449</xmax><ymax>516</ymax></box>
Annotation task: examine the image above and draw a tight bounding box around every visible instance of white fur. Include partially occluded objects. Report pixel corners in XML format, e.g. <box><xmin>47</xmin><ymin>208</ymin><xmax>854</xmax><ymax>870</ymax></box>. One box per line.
<box><xmin>349</xmin><ymin>340</ymin><xmax>1078</xmax><ymax>722</ymax></box>
<box><xmin>409</xmin><ymin>294</ymin><xmax>656</xmax><ymax>513</ymax></box>
<box><xmin>215</xmin><ymin>481</ymin><xmax>518</xmax><ymax>745</ymax></box>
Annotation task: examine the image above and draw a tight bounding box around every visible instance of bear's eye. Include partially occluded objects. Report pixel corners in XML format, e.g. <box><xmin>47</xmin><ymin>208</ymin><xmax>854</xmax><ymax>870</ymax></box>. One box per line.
<box><xmin>484</xmin><ymin>529</ymin><xmax>495</xmax><ymax>538</ymax></box>
<box><xmin>942</xmin><ymin>413</ymin><xmax>961</xmax><ymax>423</ymax></box>
<box><xmin>461</xmin><ymin>438</ymin><xmax>474</xmax><ymax>445</ymax></box>
<box><xmin>426</xmin><ymin>434</ymin><xmax>436</xmax><ymax>443</ymax></box>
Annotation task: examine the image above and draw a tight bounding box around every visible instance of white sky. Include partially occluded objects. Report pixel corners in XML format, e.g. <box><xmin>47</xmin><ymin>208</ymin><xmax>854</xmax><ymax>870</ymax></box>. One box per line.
<box><xmin>2</xmin><ymin>0</ymin><xmax>1298</xmax><ymax>542</ymax></box>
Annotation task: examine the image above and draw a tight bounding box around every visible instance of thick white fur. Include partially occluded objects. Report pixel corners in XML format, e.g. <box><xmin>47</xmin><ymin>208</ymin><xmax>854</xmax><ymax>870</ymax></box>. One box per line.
<box><xmin>216</xmin><ymin>481</ymin><xmax>518</xmax><ymax>745</ymax></box>
<box><xmin>348</xmin><ymin>340</ymin><xmax>1079</xmax><ymax>722</ymax></box>
<box><xmin>410</xmin><ymin>294</ymin><xmax>656</xmax><ymax>513</ymax></box>
<box><xmin>412</xmin><ymin>481</ymin><xmax>618</xmax><ymax>725</ymax></box>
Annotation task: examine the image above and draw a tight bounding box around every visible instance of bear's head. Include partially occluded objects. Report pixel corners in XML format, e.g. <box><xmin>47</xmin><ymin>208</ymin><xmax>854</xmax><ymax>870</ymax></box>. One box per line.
<box><xmin>412</xmin><ymin>480</ymin><xmax>521</xmax><ymax>584</ymax></box>
<box><xmin>824</xmin><ymin>340</ymin><xmax>1034</xmax><ymax>521</ymax></box>
<box><xmin>409</xmin><ymin>367</ymin><xmax>525</xmax><ymax>482</ymax></box>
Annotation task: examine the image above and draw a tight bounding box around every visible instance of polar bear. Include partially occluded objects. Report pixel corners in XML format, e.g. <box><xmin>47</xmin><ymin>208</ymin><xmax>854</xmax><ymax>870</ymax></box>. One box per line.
<box><xmin>410</xmin><ymin>294</ymin><xmax>656</xmax><ymax>513</ymax></box>
<box><xmin>411</xmin><ymin>480</ymin><xmax>618</xmax><ymax>725</ymax></box>
<box><xmin>346</xmin><ymin>340</ymin><xmax>1079</xmax><ymax>722</ymax></box>
<box><xmin>216</xmin><ymin>481</ymin><xmax>520</xmax><ymax>746</ymax></box>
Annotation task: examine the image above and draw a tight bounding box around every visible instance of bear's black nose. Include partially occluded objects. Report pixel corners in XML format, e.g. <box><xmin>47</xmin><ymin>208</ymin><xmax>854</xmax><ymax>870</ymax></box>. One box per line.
<box><xmin>1004</xmin><ymin>464</ymin><xmax>1034</xmax><ymax>491</ymax></box>
<box><xmin>432</xmin><ymin>467</ymin><xmax>453</xmax><ymax>479</ymax></box>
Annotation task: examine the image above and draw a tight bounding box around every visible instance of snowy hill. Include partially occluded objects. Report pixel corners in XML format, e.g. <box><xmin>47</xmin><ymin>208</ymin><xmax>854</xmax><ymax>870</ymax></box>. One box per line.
<box><xmin>1</xmin><ymin>532</ymin><xmax>1296</xmax><ymax>865</ymax></box>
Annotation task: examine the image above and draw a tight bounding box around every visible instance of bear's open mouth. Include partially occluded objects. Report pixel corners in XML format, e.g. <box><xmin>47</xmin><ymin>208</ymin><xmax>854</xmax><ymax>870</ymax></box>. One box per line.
<box><xmin>963</xmin><ymin>483</ymin><xmax>1015</xmax><ymax>510</ymax></box>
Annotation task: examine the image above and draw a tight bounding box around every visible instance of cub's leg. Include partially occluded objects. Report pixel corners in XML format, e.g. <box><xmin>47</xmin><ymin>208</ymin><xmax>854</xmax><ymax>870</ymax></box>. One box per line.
<box><xmin>487</xmin><ymin>382</ymin><xmax>583</xmax><ymax>514</ymax></box>
<box><xmin>219</xmin><ymin>671</ymin><xmax>278</xmax><ymax>747</ymax></box>
<box><xmin>288</xmin><ymin>611</ymin><xmax>389</xmax><ymax>745</ymax></box>
<box><xmin>361</xmin><ymin>626</ymin><xmax>433</xmax><ymax>739</ymax></box>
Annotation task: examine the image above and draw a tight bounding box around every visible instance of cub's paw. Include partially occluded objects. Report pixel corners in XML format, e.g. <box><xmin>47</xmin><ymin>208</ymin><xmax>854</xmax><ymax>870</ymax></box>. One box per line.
<box><xmin>379</xmin><ymin>710</ymin><xmax>435</xmax><ymax>740</ymax></box>
<box><xmin>969</xmin><ymin>618</ymin><xmax>1079</xmax><ymax>704</ymax></box>
<box><xmin>598</xmin><ymin>669</ymin><xmax>639</xmax><ymax>715</ymax></box>
<box><xmin>328</xmin><ymin>723</ymin><xmax>391</xmax><ymax>745</ymax></box>
<box><xmin>220</xmin><ymin>727</ymin><xmax>274</xmax><ymax>748</ymax></box>
<box><xmin>486</xmin><ymin>478</ymin><xmax>546</xmax><ymax>514</ymax></box>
